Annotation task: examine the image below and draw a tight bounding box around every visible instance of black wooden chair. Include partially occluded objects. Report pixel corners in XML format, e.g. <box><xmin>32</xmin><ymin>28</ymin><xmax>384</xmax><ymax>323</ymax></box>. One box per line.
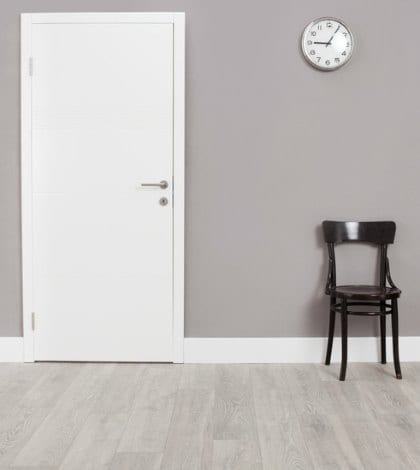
<box><xmin>322</xmin><ymin>221</ymin><xmax>402</xmax><ymax>381</ymax></box>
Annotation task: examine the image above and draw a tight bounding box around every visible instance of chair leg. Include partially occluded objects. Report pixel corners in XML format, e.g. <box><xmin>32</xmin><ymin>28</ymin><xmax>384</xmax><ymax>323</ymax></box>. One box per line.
<box><xmin>380</xmin><ymin>301</ymin><xmax>386</xmax><ymax>364</ymax></box>
<box><xmin>339</xmin><ymin>299</ymin><xmax>348</xmax><ymax>381</ymax></box>
<box><xmin>325</xmin><ymin>297</ymin><xmax>336</xmax><ymax>365</ymax></box>
<box><xmin>391</xmin><ymin>299</ymin><xmax>402</xmax><ymax>380</ymax></box>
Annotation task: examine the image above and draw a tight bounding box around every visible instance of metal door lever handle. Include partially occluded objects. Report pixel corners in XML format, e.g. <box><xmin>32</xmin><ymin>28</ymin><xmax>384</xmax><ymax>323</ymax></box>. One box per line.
<box><xmin>140</xmin><ymin>180</ymin><xmax>168</xmax><ymax>189</ymax></box>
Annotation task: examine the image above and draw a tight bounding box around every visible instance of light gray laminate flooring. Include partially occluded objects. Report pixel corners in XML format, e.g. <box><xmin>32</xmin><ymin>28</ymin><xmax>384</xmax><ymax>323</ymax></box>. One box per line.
<box><xmin>0</xmin><ymin>362</ymin><xmax>419</xmax><ymax>469</ymax></box>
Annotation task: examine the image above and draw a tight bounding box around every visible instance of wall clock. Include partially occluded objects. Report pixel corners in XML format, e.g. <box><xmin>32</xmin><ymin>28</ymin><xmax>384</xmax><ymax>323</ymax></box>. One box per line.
<box><xmin>301</xmin><ymin>17</ymin><xmax>354</xmax><ymax>71</ymax></box>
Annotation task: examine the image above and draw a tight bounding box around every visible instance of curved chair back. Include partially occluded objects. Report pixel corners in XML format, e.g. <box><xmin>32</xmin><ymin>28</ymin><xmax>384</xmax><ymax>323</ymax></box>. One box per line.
<box><xmin>322</xmin><ymin>221</ymin><xmax>396</xmax><ymax>245</ymax></box>
<box><xmin>322</xmin><ymin>221</ymin><xmax>397</xmax><ymax>289</ymax></box>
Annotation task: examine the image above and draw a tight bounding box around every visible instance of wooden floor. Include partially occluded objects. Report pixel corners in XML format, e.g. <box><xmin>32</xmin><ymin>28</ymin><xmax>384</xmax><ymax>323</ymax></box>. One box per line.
<box><xmin>0</xmin><ymin>362</ymin><xmax>419</xmax><ymax>469</ymax></box>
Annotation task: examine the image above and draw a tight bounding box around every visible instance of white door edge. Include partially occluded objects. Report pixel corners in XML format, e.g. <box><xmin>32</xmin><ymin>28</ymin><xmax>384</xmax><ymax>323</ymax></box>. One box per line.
<box><xmin>20</xmin><ymin>12</ymin><xmax>185</xmax><ymax>363</ymax></box>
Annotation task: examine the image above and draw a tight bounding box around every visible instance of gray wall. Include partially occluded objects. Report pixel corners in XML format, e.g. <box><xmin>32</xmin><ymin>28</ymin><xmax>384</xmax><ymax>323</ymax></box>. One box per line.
<box><xmin>1</xmin><ymin>0</ymin><xmax>420</xmax><ymax>338</ymax></box>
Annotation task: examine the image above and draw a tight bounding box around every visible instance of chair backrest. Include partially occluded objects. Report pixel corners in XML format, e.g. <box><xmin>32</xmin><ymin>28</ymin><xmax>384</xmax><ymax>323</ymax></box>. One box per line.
<box><xmin>322</xmin><ymin>221</ymin><xmax>396</xmax><ymax>245</ymax></box>
<box><xmin>322</xmin><ymin>221</ymin><xmax>397</xmax><ymax>288</ymax></box>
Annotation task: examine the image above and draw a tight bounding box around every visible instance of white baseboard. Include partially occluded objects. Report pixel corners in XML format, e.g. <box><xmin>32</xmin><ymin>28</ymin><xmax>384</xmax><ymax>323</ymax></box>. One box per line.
<box><xmin>0</xmin><ymin>337</ymin><xmax>24</xmax><ymax>362</ymax></box>
<box><xmin>184</xmin><ymin>337</ymin><xmax>420</xmax><ymax>363</ymax></box>
<box><xmin>1</xmin><ymin>336</ymin><xmax>419</xmax><ymax>364</ymax></box>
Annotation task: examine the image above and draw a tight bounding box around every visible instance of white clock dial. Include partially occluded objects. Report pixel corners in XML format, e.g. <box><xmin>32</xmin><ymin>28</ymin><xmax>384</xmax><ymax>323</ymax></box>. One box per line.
<box><xmin>301</xmin><ymin>18</ymin><xmax>354</xmax><ymax>71</ymax></box>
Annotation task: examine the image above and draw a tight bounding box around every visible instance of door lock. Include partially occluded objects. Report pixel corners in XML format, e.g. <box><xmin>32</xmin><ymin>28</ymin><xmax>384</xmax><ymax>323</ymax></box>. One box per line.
<box><xmin>159</xmin><ymin>197</ymin><xmax>168</xmax><ymax>206</ymax></box>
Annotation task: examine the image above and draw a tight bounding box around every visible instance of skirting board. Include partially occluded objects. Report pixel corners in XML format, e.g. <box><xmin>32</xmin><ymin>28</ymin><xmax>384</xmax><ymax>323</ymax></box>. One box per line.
<box><xmin>1</xmin><ymin>336</ymin><xmax>419</xmax><ymax>363</ymax></box>
<box><xmin>0</xmin><ymin>337</ymin><xmax>24</xmax><ymax>362</ymax></box>
<box><xmin>184</xmin><ymin>337</ymin><xmax>420</xmax><ymax>363</ymax></box>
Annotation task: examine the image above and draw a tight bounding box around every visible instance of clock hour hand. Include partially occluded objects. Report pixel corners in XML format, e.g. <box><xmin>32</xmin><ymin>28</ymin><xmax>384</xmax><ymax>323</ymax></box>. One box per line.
<box><xmin>313</xmin><ymin>41</ymin><xmax>330</xmax><ymax>45</ymax></box>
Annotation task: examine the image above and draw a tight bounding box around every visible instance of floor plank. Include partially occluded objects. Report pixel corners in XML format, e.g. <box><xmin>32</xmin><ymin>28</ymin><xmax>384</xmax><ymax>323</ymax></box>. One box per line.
<box><xmin>160</xmin><ymin>388</ymin><xmax>213</xmax><ymax>470</ymax></box>
<box><xmin>212</xmin><ymin>365</ymin><xmax>262</xmax><ymax>470</ymax></box>
<box><xmin>59</xmin><ymin>412</ymin><xmax>128</xmax><ymax>469</ymax></box>
<box><xmin>251</xmin><ymin>365</ymin><xmax>313</xmax><ymax>470</ymax></box>
<box><xmin>298</xmin><ymin>412</ymin><xmax>363</xmax><ymax>470</ymax></box>
<box><xmin>110</xmin><ymin>452</ymin><xmax>162</xmax><ymax>470</ymax></box>
<box><xmin>0</xmin><ymin>363</ymin><xmax>83</xmax><ymax>467</ymax></box>
<box><xmin>213</xmin><ymin>365</ymin><xmax>260</xmax><ymax>441</ymax></box>
<box><xmin>212</xmin><ymin>439</ymin><xmax>261</xmax><ymax>470</ymax></box>
<box><xmin>117</xmin><ymin>365</ymin><xmax>181</xmax><ymax>454</ymax></box>
<box><xmin>160</xmin><ymin>363</ymin><xmax>215</xmax><ymax>469</ymax></box>
<box><xmin>0</xmin><ymin>364</ymin><xmax>54</xmax><ymax>422</ymax></box>
<box><xmin>12</xmin><ymin>364</ymin><xmax>115</xmax><ymax>468</ymax></box>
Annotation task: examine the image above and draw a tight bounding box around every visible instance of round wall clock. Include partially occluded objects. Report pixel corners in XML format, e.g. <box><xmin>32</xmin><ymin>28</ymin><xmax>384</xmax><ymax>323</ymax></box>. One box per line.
<box><xmin>301</xmin><ymin>17</ymin><xmax>354</xmax><ymax>71</ymax></box>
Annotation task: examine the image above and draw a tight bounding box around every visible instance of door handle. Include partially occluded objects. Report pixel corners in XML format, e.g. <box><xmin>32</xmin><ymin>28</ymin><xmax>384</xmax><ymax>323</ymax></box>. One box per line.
<box><xmin>139</xmin><ymin>180</ymin><xmax>168</xmax><ymax>189</ymax></box>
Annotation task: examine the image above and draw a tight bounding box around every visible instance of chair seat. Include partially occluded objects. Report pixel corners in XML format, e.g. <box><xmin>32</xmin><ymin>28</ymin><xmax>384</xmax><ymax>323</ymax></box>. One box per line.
<box><xmin>331</xmin><ymin>285</ymin><xmax>401</xmax><ymax>300</ymax></box>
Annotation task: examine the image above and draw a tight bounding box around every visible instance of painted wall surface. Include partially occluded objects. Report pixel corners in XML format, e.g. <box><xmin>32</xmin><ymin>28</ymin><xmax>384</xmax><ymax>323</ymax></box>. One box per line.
<box><xmin>1</xmin><ymin>0</ymin><xmax>419</xmax><ymax>338</ymax></box>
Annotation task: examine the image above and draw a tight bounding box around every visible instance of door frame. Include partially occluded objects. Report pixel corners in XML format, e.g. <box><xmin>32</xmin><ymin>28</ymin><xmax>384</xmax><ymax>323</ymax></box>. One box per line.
<box><xmin>21</xmin><ymin>12</ymin><xmax>185</xmax><ymax>363</ymax></box>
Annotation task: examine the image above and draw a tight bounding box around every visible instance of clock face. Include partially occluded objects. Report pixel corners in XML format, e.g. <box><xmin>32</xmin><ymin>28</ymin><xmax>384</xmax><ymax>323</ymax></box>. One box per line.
<box><xmin>301</xmin><ymin>18</ymin><xmax>354</xmax><ymax>71</ymax></box>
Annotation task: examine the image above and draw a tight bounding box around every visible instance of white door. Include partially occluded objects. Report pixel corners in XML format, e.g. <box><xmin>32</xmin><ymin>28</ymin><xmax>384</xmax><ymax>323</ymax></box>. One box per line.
<box><xmin>22</xmin><ymin>13</ymin><xmax>185</xmax><ymax>362</ymax></box>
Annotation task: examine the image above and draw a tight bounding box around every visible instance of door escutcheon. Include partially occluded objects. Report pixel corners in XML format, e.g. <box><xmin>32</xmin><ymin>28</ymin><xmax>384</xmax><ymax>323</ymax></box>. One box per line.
<box><xmin>159</xmin><ymin>197</ymin><xmax>168</xmax><ymax>206</ymax></box>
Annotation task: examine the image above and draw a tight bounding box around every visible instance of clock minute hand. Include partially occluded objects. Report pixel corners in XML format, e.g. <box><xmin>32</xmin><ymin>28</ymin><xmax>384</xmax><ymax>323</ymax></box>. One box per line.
<box><xmin>326</xmin><ymin>25</ymin><xmax>341</xmax><ymax>47</ymax></box>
